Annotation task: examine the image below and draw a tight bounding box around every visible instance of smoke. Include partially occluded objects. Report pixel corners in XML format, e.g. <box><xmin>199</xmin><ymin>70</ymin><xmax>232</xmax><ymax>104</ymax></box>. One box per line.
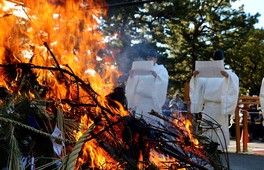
<box><xmin>114</xmin><ymin>42</ymin><xmax>156</xmax><ymax>84</ymax></box>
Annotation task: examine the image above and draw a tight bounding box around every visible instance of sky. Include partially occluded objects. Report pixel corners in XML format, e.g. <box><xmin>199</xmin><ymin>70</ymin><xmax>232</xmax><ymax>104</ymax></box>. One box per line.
<box><xmin>232</xmin><ymin>0</ymin><xmax>264</xmax><ymax>28</ymax></box>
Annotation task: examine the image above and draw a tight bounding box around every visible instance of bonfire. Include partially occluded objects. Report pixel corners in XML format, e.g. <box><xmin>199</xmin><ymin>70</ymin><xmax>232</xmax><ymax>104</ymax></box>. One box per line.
<box><xmin>0</xmin><ymin>0</ymin><xmax>226</xmax><ymax>169</ymax></box>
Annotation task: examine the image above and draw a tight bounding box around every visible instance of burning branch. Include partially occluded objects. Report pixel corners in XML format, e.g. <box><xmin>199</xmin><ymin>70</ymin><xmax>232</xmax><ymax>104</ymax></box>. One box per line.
<box><xmin>0</xmin><ymin>60</ymin><xmax>221</xmax><ymax>169</ymax></box>
<box><xmin>0</xmin><ymin>0</ymin><xmax>225</xmax><ymax>169</ymax></box>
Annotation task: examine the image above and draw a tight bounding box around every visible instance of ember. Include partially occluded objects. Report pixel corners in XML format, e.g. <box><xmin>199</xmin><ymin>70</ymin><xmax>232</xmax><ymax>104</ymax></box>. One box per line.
<box><xmin>0</xmin><ymin>0</ymin><xmax>225</xmax><ymax>170</ymax></box>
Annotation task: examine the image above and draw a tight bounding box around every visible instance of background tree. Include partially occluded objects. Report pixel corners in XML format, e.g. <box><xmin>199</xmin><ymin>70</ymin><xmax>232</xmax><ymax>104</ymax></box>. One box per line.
<box><xmin>229</xmin><ymin>29</ymin><xmax>264</xmax><ymax>95</ymax></box>
<box><xmin>146</xmin><ymin>0</ymin><xmax>259</xmax><ymax>95</ymax></box>
<box><xmin>103</xmin><ymin>0</ymin><xmax>263</xmax><ymax>97</ymax></box>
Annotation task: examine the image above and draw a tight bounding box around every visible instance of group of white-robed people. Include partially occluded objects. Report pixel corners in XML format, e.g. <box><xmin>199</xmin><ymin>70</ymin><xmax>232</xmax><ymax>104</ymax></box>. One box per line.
<box><xmin>125</xmin><ymin>49</ymin><xmax>264</xmax><ymax>152</ymax></box>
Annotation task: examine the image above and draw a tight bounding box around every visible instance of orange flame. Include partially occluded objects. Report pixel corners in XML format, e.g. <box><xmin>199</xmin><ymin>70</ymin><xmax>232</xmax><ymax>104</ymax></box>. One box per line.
<box><xmin>75</xmin><ymin>115</ymin><xmax>122</xmax><ymax>169</ymax></box>
<box><xmin>149</xmin><ymin>149</ymin><xmax>183</xmax><ymax>170</ymax></box>
<box><xmin>0</xmin><ymin>1</ymin><xmax>208</xmax><ymax>169</ymax></box>
<box><xmin>0</xmin><ymin>0</ymin><xmax>127</xmax><ymax>169</ymax></box>
<box><xmin>0</xmin><ymin>0</ymin><xmax>120</xmax><ymax>98</ymax></box>
<box><xmin>172</xmin><ymin>115</ymin><xmax>205</xmax><ymax>159</ymax></box>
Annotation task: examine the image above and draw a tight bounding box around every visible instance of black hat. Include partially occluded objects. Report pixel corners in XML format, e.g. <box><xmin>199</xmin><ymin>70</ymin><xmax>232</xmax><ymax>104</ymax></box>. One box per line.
<box><xmin>148</xmin><ymin>50</ymin><xmax>158</xmax><ymax>58</ymax></box>
<box><xmin>213</xmin><ymin>50</ymin><xmax>225</xmax><ymax>60</ymax></box>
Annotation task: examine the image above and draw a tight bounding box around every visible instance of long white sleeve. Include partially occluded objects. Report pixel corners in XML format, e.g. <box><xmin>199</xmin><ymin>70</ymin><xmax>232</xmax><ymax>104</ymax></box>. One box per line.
<box><xmin>189</xmin><ymin>76</ymin><xmax>205</xmax><ymax>113</ymax></box>
<box><xmin>223</xmin><ymin>70</ymin><xmax>239</xmax><ymax>115</ymax></box>
<box><xmin>152</xmin><ymin>64</ymin><xmax>169</xmax><ymax>110</ymax></box>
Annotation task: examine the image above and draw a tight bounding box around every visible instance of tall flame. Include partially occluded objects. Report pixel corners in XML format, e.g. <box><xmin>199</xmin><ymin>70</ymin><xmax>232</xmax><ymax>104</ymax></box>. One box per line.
<box><xmin>0</xmin><ymin>1</ymin><xmax>210</xmax><ymax>169</ymax></box>
<box><xmin>0</xmin><ymin>0</ymin><xmax>125</xmax><ymax>169</ymax></box>
<box><xmin>0</xmin><ymin>0</ymin><xmax>120</xmax><ymax>99</ymax></box>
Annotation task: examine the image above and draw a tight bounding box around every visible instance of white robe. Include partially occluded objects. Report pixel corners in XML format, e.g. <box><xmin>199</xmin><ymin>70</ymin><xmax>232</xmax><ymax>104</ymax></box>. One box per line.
<box><xmin>260</xmin><ymin>78</ymin><xmax>264</xmax><ymax>112</ymax></box>
<box><xmin>189</xmin><ymin>70</ymin><xmax>239</xmax><ymax>150</ymax></box>
<box><xmin>125</xmin><ymin>63</ymin><xmax>169</xmax><ymax>126</ymax></box>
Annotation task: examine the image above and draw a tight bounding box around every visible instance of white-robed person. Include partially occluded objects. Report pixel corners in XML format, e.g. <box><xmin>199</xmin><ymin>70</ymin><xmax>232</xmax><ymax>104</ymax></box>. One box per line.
<box><xmin>260</xmin><ymin>78</ymin><xmax>264</xmax><ymax>112</ymax></box>
<box><xmin>125</xmin><ymin>50</ymin><xmax>169</xmax><ymax>127</ymax></box>
<box><xmin>189</xmin><ymin>50</ymin><xmax>239</xmax><ymax>151</ymax></box>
